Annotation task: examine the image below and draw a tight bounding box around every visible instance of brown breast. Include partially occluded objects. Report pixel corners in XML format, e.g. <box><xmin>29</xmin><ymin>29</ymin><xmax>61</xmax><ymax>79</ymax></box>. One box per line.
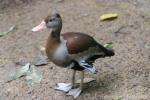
<box><xmin>46</xmin><ymin>35</ymin><xmax>60</xmax><ymax>59</ymax></box>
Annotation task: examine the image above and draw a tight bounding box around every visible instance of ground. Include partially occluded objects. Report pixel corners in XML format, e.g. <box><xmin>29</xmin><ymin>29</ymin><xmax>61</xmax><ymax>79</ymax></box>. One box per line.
<box><xmin>0</xmin><ymin>0</ymin><xmax>150</xmax><ymax>100</ymax></box>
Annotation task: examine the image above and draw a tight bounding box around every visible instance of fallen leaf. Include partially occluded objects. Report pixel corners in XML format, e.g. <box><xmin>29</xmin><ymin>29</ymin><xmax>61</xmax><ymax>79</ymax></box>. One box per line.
<box><xmin>11</xmin><ymin>63</ymin><xmax>30</xmax><ymax>80</ymax></box>
<box><xmin>54</xmin><ymin>0</ymin><xmax>64</xmax><ymax>3</ymax></box>
<box><xmin>15</xmin><ymin>58</ymin><xmax>29</xmax><ymax>66</ymax></box>
<box><xmin>144</xmin><ymin>43</ymin><xmax>150</xmax><ymax>49</ymax></box>
<box><xmin>39</xmin><ymin>46</ymin><xmax>46</xmax><ymax>51</ymax></box>
<box><xmin>104</xmin><ymin>42</ymin><xmax>113</xmax><ymax>49</ymax></box>
<box><xmin>76</xmin><ymin>78</ymin><xmax>96</xmax><ymax>84</ymax></box>
<box><xmin>32</xmin><ymin>55</ymin><xmax>48</xmax><ymax>66</ymax></box>
<box><xmin>0</xmin><ymin>25</ymin><xmax>16</xmax><ymax>37</ymax></box>
<box><xmin>8</xmin><ymin>63</ymin><xmax>42</xmax><ymax>86</ymax></box>
<box><xmin>115</xmin><ymin>96</ymin><xmax>121</xmax><ymax>100</ymax></box>
<box><xmin>26</xmin><ymin>65</ymin><xmax>42</xmax><ymax>86</ymax></box>
<box><xmin>99</xmin><ymin>13</ymin><xmax>118</xmax><ymax>21</ymax></box>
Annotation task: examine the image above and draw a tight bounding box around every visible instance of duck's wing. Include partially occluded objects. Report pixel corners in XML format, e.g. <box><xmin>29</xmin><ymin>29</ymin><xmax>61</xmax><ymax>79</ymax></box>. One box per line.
<box><xmin>61</xmin><ymin>32</ymin><xmax>114</xmax><ymax>73</ymax></box>
<box><xmin>61</xmin><ymin>32</ymin><xmax>99</xmax><ymax>54</ymax></box>
<box><xmin>61</xmin><ymin>32</ymin><xmax>114</xmax><ymax>56</ymax></box>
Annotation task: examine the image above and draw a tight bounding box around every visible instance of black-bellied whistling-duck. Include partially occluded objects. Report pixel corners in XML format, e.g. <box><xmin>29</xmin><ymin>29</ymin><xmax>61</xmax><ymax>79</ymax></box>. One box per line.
<box><xmin>32</xmin><ymin>13</ymin><xmax>114</xmax><ymax>98</ymax></box>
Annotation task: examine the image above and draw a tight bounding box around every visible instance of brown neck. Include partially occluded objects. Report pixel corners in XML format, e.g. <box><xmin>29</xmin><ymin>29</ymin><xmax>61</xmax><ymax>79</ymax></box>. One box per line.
<box><xmin>50</xmin><ymin>23</ymin><xmax>62</xmax><ymax>42</ymax></box>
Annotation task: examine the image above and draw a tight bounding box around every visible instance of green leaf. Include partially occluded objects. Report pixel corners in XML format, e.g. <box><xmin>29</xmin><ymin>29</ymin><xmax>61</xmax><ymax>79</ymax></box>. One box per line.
<box><xmin>11</xmin><ymin>63</ymin><xmax>30</xmax><ymax>80</ymax></box>
<box><xmin>144</xmin><ymin>43</ymin><xmax>150</xmax><ymax>49</ymax></box>
<box><xmin>26</xmin><ymin>65</ymin><xmax>42</xmax><ymax>86</ymax></box>
<box><xmin>10</xmin><ymin>63</ymin><xmax>42</xmax><ymax>86</ymax></box>
<box><xmin>115</xmin><ymin>96</ymin><xmax>121</xmax><ymax>100</ymax></box>
<box><xmin>104</xmin><ymin>42</ymin><xmax>113</xmax><ymax>49</ymax></box>
<box><xmin>0</xmin><ymin>25</ymin><xmax>16</xmax><ymax>37</ymax></box>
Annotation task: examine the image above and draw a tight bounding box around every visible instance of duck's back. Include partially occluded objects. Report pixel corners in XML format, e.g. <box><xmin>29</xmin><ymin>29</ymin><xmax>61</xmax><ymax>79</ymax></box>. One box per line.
<box><xmin>61</xmin><ymin>32</ymin><xmax>114</xmax><ymax>62</ymax></box>
<box><xmin>61</xmin><ymin>32</ymin><xmax>98</xmax><ymax>54</ymax></box>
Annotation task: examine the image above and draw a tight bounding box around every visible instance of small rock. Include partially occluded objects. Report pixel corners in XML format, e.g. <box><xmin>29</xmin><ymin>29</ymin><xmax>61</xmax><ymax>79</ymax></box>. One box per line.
<box><xmin>32</xmin><ymin>95</ymin><xmax>37</xmax><ymax>100</ymax></box>
<box><xmin>78</xmin><ymin>13</ymin><xmax>90</xmax><ymax>19</ymax></box>
<box><xmin>54</xmin><ymin>0</ymin><xmax>64</xmax><ymax>3</ymax></box>
<box><xmin>5</xmin><ymin>88</ymin><xmax>12</xmax><ymax>96</ymax></box>
<box><xmin>32</xmin><ymin>55</ymin><xmax>48</xmax><ymax>66</ymax></box>
<box><xmin>144</xmin><ymin>43</ymin><xmax>150</xmax><ymax>49</ymax></box>
<box><xmin>15</xmin><ymin>62</ymin><xmax>25</xmax><ymax>66</ymax></box>
<box><xmin>27</xmin><ymin>90</ymin><xmax>32</xmax><ymax>94</ymax></box>
<box><xmin>81</xmin><ymin>13</ymin><xmax>89</xmax><ymax>17</ymax></box>
<box><xmin>49</xmin><ymin>67</ymin><xmax>53</xmax><ymax>70</ymax></box>
<box><xmin>76</xmin><ymin>78</ymin><xmax>96</xmax><ymax>84</ymax></box>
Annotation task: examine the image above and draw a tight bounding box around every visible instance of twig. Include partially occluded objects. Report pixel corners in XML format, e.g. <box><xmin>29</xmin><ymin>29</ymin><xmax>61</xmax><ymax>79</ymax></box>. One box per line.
<box><xmin>114</xmin><ymin>26</ymin><xmax>125</xmax><ymax>34</ymax></box>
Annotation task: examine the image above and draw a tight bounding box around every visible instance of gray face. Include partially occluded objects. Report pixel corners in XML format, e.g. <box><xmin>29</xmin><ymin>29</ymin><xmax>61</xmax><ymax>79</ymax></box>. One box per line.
<box><xmin>32</xmin><ymin>13</ymin><xmax>61</xmax><ymax>32</ymax></box>
<box><xmin>46</xmin><ymin>14</ymin><xmax>61</xmax><ymax>28</ymax></box>
<box><xmin>47</xmin><ymin>19</ymin><xmax>60</xmax><ymax>28</ymax></box>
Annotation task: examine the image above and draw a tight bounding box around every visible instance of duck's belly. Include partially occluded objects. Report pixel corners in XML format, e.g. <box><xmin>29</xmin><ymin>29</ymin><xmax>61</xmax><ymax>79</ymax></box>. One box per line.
<box><xmin>52</xmin><ymin>42</ymin><xmax>72</xmax><ymax>67</ymax></box>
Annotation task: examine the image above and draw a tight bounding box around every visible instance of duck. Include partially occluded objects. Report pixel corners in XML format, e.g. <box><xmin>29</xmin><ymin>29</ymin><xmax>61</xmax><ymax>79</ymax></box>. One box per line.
<box><xmin>32</xmin><ymin>13</ymin><xmax>114</xmax><ymax>98</ymax></box>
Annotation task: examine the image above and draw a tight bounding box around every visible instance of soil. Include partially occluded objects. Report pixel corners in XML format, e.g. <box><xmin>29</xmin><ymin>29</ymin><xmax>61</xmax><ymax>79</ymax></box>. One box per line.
<box><xmin>0</xmin><ymin>0</ymin><xmax>150</xmax><ymax>100</ymax></box>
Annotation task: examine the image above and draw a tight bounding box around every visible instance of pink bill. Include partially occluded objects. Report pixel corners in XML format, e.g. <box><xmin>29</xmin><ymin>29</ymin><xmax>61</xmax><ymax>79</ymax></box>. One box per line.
<box><xmin>32</xmin><ymin>21</ymin><xmax>46</xmax><ymax>32</ymax></box>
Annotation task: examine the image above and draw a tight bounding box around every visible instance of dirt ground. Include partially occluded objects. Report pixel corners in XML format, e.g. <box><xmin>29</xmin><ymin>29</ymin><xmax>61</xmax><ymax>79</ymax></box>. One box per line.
<box><xmin>0</xmin><ymin>0</ymin><xmax>150</xmax><ymax>100</ymax></box>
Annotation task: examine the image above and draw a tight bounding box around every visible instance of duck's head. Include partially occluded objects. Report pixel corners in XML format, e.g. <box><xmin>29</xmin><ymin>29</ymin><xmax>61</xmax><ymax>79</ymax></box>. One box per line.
<box><xmin>32</xmin><ymin>13</ymin><xmax>62</xmax><ymax>32</ymax></box>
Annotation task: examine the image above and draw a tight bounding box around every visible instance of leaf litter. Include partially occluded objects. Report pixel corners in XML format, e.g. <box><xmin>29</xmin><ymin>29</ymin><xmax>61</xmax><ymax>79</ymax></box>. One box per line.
<box><xmin>99</xmin><ymin>13</ymin><xmax>118</xmax><ymax>21</ymax></box>
<box><xmin>76</xmin><ymin>78</ymin><xmax>96</xmax><ymax>84</ymax></box>
<box><xmin>104</xmin><ymin>42</ymin><xmax>113</xmax><ymax>49</ymax></box>
<box><xmin>0</xmin><ymin>25</ymin><xmax>16</xmax><ymax>37</ymax></box>
<box><xmin>26</xmin><ymin>64</ymin><xmax>42</xmax><ymax>86</ymax></box>
<box><xmin>32</xmin><ymin>55</ymin><xmax>48</xmax><ymax>66</ymax></box>
<box><xmin>8</xmin><ymin>63</ymin><xmax>42</xmax><ymax>86</ymax></box>
<box><xmin>6</xmin><ymin>43</ymin><xmax>113</xmax><ymax>86</ymax></box>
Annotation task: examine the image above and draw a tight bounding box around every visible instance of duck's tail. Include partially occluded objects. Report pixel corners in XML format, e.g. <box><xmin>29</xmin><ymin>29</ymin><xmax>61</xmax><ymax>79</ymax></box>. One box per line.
<box><xmin>98</xmin><ymin>44</ymin><xmax>115</xmax><ymax>57</ymax></box>
<box><xmin>105</xmin><ymin>48</ymin><xmax>115</xmax><ymax>57</ymax></box>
